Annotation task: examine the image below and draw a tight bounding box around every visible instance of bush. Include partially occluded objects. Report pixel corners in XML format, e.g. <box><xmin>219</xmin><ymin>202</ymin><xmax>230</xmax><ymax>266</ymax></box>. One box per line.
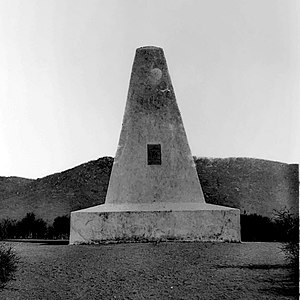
<box><xmin>273</xmin><ymin>209</ymin><xmax>299</xmax><ymax>267</ymax></box>
<box><xmin>0</xmin><ymin>243</ymin><xmax>19</xmax><ymax>288</ymax></box>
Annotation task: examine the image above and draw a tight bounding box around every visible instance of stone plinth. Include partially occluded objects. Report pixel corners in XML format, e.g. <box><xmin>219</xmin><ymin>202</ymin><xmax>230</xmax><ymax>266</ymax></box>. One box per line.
<box><xmin>70</xmin><ymin>203</ymin><xmax>240</xmax><ymax>244</ymax></box>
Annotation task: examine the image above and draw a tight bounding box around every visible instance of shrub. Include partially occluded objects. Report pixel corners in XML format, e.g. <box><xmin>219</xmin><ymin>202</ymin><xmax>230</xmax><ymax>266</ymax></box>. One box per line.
<box><xmin>273</xmin><ymin>208</ymin><xmax>299</xmax><ymax>267</ymax></box>
<box><xmin>0</xmin><ymin>243</ymin><xmax>19</xmax><ymax>288</ymax></box>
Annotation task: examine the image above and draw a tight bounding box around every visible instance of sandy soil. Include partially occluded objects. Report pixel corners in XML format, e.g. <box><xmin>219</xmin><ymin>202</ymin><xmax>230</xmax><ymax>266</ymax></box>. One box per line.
<box><xmin>0</xmin><ymin>241</ymin><xmax>298</xmax><ymax>300</ymax></box>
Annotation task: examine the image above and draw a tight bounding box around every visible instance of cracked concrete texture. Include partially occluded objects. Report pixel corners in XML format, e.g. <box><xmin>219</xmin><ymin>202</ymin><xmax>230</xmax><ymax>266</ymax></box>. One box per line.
<box><xmin>70</xmin><ymin>207</ymin><xmax>240</xmax><ymax>244</ymax></box>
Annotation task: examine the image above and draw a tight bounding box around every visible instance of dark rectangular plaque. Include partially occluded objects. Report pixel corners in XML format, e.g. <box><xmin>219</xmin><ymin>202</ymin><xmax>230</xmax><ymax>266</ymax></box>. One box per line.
<box><xmin>147</xmin><ymin>144</ymin><xmax>161</xmax><ymax>165</ymax></box>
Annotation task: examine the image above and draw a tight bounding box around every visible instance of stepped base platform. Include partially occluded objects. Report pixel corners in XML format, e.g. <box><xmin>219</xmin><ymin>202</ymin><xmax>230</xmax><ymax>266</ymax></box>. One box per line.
<box><xmin>69</xmin><ymin>203</ymin><xmax>240</xmax><ymax>244</ymax></box>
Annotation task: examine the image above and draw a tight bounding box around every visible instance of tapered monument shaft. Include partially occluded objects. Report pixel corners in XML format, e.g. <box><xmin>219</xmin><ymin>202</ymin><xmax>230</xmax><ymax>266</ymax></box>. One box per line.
<box><xmin>105</xmin><ymin>46</ymin><xmax>205</xmax><ymax>205</ymax></box>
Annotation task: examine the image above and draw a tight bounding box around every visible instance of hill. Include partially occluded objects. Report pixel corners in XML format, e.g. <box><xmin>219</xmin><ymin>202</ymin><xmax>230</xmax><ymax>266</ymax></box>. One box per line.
<box><xmin>0</xmin><ymin>176</ymin><xmax>34</xmax><ymax>198</ymax></box>
<box><xmin>0</xmin><ymin>156</ymin><xmax>298</xmax><ymax>223</ymax></box>
<box><xmin>0</xmin><ymin>157</ymin><xmax>113</xmax><ymax>223</ymax></box>
<box><xmin>195</xmin><ymin>157</ymin><xmax>299</xmax><ymax>217</ymax></box>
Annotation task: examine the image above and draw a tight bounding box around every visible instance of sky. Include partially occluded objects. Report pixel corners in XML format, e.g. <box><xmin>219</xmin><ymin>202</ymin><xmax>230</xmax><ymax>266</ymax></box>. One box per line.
<box><xmin>0</xmin><ymin>0</ymin><xmax>299</xmax><ymax>179</ymax></box>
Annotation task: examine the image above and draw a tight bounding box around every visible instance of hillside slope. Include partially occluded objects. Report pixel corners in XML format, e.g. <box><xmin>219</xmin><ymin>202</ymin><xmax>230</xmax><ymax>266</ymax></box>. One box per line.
<box><xmin>0</xmin><ymin>177</ymin><xmax>34</xmax><ymax>198</ymax></box>
<box><xmin>195</xmin><ymin>157</ymin><xmax>299</xmax><ymax>217</ymax></box>
<box><xmin>0</xmin><ymin>157</ymin><xmax>298</xmax><ymax>223</ymax></box>
<box><xmin>0</xmin><ymin>157</ymin><xmax>113</xmax><ymax>223</ymax></box>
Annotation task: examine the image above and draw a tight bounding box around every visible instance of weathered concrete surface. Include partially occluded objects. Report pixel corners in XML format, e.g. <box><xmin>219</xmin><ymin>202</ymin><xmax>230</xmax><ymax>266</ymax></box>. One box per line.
<box><xmin>69</xmin><ymin>46</ymin><xmax>240</xmax><ymax>244</ymax></box>
<box><xmin>70</xmin><ymin>203</ymin><xmax>240</xmax><ymax>244</ymax></box>
<box><xmin>105</xmin><ymin>46</ymin><xmax>205</xmax><ymax>205</ymax></box>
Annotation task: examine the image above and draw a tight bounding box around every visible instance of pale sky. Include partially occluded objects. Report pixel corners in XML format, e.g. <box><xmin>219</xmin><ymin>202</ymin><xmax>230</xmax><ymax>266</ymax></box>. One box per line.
<box><xmin>0</xmin><ymin>0</ymin><xmax>299</xmax><ymax>179</ymax></box>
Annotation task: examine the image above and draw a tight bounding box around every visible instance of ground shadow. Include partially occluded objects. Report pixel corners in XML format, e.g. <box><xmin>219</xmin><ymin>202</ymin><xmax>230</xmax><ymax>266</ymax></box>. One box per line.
<box><xmin>216</xmin><ymin>264</ymin><xmax>290</xmax><ymax>270</ymax></box>
<box><xmin>4</xmin><ymin>239</ymin><xmax>69</xmax><ymax>245</ymax></box>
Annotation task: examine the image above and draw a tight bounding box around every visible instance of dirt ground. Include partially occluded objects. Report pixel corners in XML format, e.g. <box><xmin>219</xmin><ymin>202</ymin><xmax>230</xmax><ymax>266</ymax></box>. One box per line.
<box><xmin>0</xmin><ymin>241</ymin><xmax>298</xmax><ymax>300</ymax></box>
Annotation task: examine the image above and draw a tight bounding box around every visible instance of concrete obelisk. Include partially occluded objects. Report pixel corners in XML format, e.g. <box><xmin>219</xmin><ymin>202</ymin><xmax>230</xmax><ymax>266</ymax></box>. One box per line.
<box><xmin>69</xmin><ymin>46</ymin><xmax>240</xmax><ymax>244</ymax></box>
<box><xmin>105</xmin><ymin>46</ymin><xmax>205</xmax><ymax>205</ymax></box>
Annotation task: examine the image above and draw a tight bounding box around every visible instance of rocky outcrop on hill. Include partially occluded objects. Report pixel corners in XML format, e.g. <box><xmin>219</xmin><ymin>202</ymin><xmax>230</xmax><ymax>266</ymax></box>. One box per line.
<box><xmin>0</xmin><ymin>156</ymin><xmax>298</xmax><ymax>223</ymax></box>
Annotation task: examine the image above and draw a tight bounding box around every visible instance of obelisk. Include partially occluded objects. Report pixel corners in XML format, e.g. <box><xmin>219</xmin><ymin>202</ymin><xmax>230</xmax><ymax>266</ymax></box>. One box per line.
<box><xmin>105</xmin><ymin>46</ymin><xmax>205</xmax><ymax>205</ymax></box>
<box><xmin>69</xmin><ymin>46</ymin><xmax>240</xmax><ymax>244</ymax></box>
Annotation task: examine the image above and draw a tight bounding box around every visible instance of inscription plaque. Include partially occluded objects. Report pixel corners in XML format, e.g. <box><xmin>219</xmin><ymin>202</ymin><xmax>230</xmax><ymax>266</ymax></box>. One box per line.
<box><xmin>147</xmin><ymin>144</ymin><xmax>161</xmax><ymax>165</ymax></box>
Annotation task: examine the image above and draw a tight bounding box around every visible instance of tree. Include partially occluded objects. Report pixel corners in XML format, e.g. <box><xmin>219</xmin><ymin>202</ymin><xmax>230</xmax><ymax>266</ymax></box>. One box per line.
<box><xmin>33</xmin><ymin>218</ymin><xmax>48</xmax><ymax>239</ymax></box>
<box><xmin>53</xmin><ymin>215</ymin><xmax>70</xmax><ymax>239</ymax></box>
<box><xmin>18</xmin><ymin>213</ymin><xmax>36</xmax><ymax>238</ymax></box>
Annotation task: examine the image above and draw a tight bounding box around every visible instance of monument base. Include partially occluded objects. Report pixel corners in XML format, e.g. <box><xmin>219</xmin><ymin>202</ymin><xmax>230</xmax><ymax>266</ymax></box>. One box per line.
<box><xmin>70</xmin><ymin>203</ymin><xmax>240</xmax><ymax>244</ymax></box>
